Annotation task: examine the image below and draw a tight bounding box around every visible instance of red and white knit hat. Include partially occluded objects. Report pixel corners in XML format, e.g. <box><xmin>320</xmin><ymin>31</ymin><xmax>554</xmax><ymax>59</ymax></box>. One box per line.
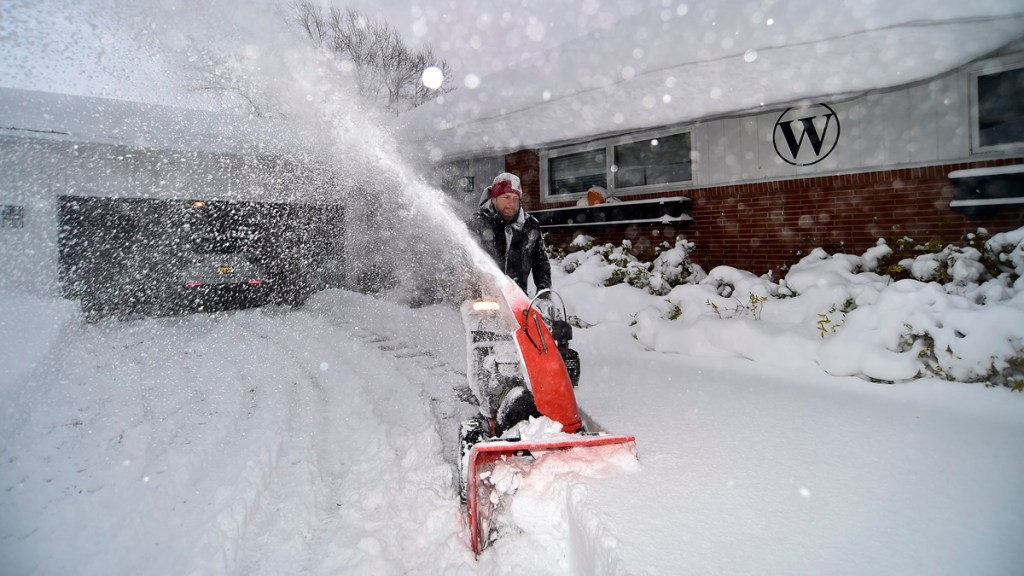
<box><xmin>489</xmin><ymin>172</ymin><xmax>522</xmax><ymax>199</ymax></box>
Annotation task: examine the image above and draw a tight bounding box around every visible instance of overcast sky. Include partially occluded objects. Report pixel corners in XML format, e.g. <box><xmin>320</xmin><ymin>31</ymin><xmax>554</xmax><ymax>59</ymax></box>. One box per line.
<box><xmin>3</xmin><ymin>0</ymin><xmax>1024</xmax><ymax>160</ymax></box>
<box><xmin>4</xmin><ymin>0</ymin><xmax>1023</xmax><ymax>103</ymax></box>
<box><xmin>339</xmin><ymin>0</ymin><xmax>649</xmax><ymax>78</ymax></box>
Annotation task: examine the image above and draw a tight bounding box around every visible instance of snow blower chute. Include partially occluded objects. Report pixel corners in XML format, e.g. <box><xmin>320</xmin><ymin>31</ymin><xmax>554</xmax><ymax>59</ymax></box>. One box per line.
<box><xmin>458</xmin><ymin>277</ymin><xmax>637</xmax><ymax>556</ymax></box>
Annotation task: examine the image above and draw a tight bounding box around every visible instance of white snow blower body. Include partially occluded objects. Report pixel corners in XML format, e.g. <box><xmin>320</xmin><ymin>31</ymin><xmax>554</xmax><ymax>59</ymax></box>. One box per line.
<box><xmin>459</xmin><ymin>276</ymin><xmax>637</xmax><ymax>556</ymax></box>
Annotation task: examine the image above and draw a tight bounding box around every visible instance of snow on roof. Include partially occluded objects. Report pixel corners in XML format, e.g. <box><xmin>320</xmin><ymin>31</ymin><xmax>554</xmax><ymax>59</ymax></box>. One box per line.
<box><xmin>398</xmin><ymin>9</ymin><xmax>1024</xmax><ymax>161</ymax></box>
<box><xmin>0</xmin><ymin>87</ymin><xmax>298</xmax><ymax>157</ymax></box>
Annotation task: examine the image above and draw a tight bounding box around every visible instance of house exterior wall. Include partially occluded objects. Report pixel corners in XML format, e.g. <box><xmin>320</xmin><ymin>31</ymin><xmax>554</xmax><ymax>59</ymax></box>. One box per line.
<box><xmin>689</xmin><ymin>73</ymin><xmax>970</xmax><ymax>187</ymax></box>
<box><xmin>472</xmin><ymin>50</ymin><xmax>1024</xmax><ymax>275</ymax></box>
<box><xmin>541</xmin><ymin>160</ymin><xmax>1023</xmax><ymax>274</ymax></box>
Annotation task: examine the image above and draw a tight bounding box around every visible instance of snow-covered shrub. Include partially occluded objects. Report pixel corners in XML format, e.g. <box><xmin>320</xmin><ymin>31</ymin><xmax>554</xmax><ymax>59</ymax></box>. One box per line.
<box><xmin>815</xmin><ymin>299</ymin><xmax>855</xmax><ymax>338</ymax></box>
<box><xmin>543</xmin><ymin>234</ymin><xmax>566</xmax><ymax>262</ymax></box>
<box><xmin>860</xmin><ymin>239</ymin><xmax>894</xmax><ymax>273</ymax></box>
<box><xmin>602</xmin><ymin>241</ymin><xmax>651</xmax><ymax>288</ymax></box>
<box><xmin>560</xmin><ymin>235</ymin><xmax>595</xmax><ymax>273</ymax></box>
<box><xmin>676</xmin><ymin>233</ymin><xmax>1022</xmax><ymax>388</ymax></box>
<box><xmin>554</xmin><ymin>228</ymin><xmax>1024</xmax><ymax>389</ymax></box>
<box><xmin>648</xmin><ymin>238</ymin><xmax>707</xmax><ymax>295</ymax></box>
<box><xmin>886</xmin><ymin>228</ymin><xmax>1024</xmax><ymax>305</ymax></box>
<box><xmin>816</xmin><ymin>230</ymin><xmax>1024</xmax><ymax>388</ymax></box>
<box><xmin>559</xmin><ymin>240</ymin><xmax>650</xmax><ymax>288</ymax></box>
<box><xmin>569</xmin><ymin>234</ymin><xmax>595</xmax><ymax>252</ymax></box>
<box><xmin>900</xmin><ymin>243</ymin><xmax>985</xmax><ymax>288</ymax></box>
<box><xmin>984</xmin><ymin>227</ymin><xmax>1024</xmax><ymax>290</ymax></box>
<box><xmin>822</xmin><ymin>280</ymin><xmax>1024</xmax><ymax>386</ymax></box>
<box><xmin>699</xmin><ymin>266</ymin><xmax>778</xmax><ymax>320</ymax></box>
<box><xmin>557</xmin><ymin>237</ymin><xmax>706</xmax><ymax>294</ymax></box>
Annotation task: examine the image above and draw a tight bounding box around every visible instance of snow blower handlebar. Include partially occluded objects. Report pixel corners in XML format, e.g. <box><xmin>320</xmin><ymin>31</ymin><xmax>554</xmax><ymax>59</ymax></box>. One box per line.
<box><xmin>525</xmin><ymin>288</ymin><xmax>579</xmax><ymax>387</ymax></box>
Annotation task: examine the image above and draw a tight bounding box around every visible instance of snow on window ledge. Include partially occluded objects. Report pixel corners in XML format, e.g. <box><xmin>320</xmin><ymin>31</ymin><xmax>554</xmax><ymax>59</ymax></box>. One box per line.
<box><xmin>947</xmin><ymin>163</ymin><xmax>1024</xmax><ymax>179</ymax></box>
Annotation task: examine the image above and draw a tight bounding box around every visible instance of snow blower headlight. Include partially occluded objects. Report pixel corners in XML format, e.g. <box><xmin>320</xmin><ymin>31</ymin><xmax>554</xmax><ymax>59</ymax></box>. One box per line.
<box><xmin>472</xmin><ymin>300</ymin><xmax>500</xmax><ymax>312</ymax></box>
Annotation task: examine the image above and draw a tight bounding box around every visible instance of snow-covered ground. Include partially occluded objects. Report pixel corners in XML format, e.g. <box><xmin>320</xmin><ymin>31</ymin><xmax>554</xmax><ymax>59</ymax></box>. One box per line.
<box><xmin>2</xmin><ymin>239</ymin><xmax>1022</xmax><ymax>575</ymax></box>
<box><xmin>2</xmin><ymin>1</ymin><xmax>1023</xmax><ymax>574</ymax></box>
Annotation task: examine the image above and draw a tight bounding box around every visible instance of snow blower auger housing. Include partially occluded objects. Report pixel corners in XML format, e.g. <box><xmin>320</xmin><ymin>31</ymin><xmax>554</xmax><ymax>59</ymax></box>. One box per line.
<box><xmin>459</xmin><ymin>278</ymin><xmax>637</xmax><ymax>556</ymax></box>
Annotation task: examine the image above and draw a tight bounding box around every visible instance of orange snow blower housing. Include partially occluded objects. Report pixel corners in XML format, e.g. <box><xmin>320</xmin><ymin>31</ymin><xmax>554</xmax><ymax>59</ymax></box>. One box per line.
<box><xmin>459</xmin><ymin>276</ymin><xmax>637</xmax><ymax>556</ymax></box>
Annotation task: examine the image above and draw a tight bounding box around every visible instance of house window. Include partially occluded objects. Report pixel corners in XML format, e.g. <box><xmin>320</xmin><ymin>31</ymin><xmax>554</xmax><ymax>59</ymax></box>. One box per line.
<box><xmin>458</xmin><ymin>176</ymin><xmax>475</xmax><ymax>195</ymax></box>
<box><xmin>972</xmin><ymin>59</ymin><xmax>1024</xmax><ymax>152</ymax></box>
<box><xmin>542</xmin><ymin>127</ymin><xmax>693</xmax><ymax>201</ymax></box>
<box><xmin>1</xmin><ymin>205</ymin><xmax>25</xmax><ymax>228</ymax></box>
<box><xmin>613</xmin><ymin>132</ymin><xmax>692</xmax><ymax>189</ymax></box>
<box><xmin>548</xmin><ymin>148</ymin><xmax>607</xmax><ymax>197</ymax></box>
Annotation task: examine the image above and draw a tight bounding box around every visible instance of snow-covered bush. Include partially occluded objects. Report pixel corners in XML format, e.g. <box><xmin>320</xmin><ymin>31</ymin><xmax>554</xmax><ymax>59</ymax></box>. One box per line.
<box><xmin>878</xmin><ymin>228</ymin><xmax>1023</xmax><ymax>304</ymax></box>
<box><xmin>819</xmin><ymin>231</ymin><xmax>1024</xmax><ymax>388</ymax></box>
<box><xmin>559</xmin><ymin>234</ymin><xmax>595</xmax><ymax>273</ymax></box>
<box><xmin>602</xmin><ymin>240</ymin><xmax>651</xmax><ymax>288</ymax></box>
<box><xmin>569</xmin><ymin>234</ymin><xmax>596</xmax><ymax>252</ymax></box>
<box><xmin>697</xmin><ymin>266</ymin><xmax>778</xmax><ymax>320</ymax></box>
<box><xmin>559</xmin><ymin>239</ymin><xmax>649</xmax><ymax>287</ymax></box>
<box><xmin>988</xmin><ymin>228</ymin><xmax>1024</xmax><ymax>285</ymax></box>
<box><xmin>558</xmin><ymin>236</ymin><xmax>706</xmax><ymax>294</ymax></box>
<box><xmin>820</xmin><ymin>279</ymin><xmax>1024</xmax><ymax>387</ymax></box>
<box><xmin>573</xmin><ymin>228</ymin><xmax>1024</xmax><ymax>389</ymax></box>
<box><xmin>649</xmin><ymin>238</ymin><xmax>707</xmax><ymax>295</ymax></box>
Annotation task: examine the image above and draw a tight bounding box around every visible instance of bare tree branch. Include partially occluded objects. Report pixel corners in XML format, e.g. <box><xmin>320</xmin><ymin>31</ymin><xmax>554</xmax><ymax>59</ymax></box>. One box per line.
<box><xmin>289</xmin><ymin>3</ymin><xmax>455</xmax><ymax>114</ymax></box>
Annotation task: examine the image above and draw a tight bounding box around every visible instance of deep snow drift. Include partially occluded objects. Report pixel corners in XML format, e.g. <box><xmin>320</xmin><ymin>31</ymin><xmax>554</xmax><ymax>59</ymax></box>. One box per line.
<box><xmin>2</xmin><ymin>238</ymin><xmax>1022</xmax><ymax>574</ymax></box>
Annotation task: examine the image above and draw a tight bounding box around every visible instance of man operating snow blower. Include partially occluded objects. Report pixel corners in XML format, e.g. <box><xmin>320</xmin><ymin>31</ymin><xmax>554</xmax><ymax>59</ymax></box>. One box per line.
<box><xmin>464</xmin><ymin>172</ymin><xmax>551</xmax><ymax>296</ymax></box>
<box><xmin>462</xmin><ymin>172</ymin><xmax>576</xmax><ymax>433</ymax></box>
<box><xmin>459</xmin><ymin>173</ymin><xmax>636</xmax><ymax>556</ymax></box>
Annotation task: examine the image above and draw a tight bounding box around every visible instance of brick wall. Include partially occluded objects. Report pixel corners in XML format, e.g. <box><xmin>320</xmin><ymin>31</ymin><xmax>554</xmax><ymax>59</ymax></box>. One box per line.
<box><xmin>535</xmin><ymin>158</ymin><xmax>1024</xmax><ymax>275</ymax></box>
<box><xmin>505</xmin><ymin>149</ymin><xmax>540</xmax><ymax>211</ymax></box>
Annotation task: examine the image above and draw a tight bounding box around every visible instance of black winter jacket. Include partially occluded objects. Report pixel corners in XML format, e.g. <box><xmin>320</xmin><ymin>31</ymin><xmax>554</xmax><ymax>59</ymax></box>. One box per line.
<box><xmin>465</xmin><ymin>203</ymin><xmax>551</xmax><ymax>294</ymax></box>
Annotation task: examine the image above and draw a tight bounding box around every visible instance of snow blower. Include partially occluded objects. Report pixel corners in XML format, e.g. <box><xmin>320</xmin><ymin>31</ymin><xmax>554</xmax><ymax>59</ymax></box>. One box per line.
<box><xmin>458</xmin><ymin>277</ymin><xmax>637</xmax><ymax>556</ymax></box>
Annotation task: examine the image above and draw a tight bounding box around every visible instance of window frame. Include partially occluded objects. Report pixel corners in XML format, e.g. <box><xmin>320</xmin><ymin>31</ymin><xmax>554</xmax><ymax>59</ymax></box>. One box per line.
<box><xmin>969</xmin><ymin>53</ymin><xmax>1024</xmax><ymax>155</ymax></box>
<box><xmin>540</xmin><ymin>125</ymin><xmax>695</xmax><ymax>202</ymax></box>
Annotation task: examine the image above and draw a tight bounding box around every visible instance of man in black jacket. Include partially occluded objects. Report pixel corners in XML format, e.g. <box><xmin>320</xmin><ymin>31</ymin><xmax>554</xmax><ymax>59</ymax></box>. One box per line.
<box><xmin>465</xmin><ymin>172</ymin><xmax>552</xmax><ymax>296</ymax></box>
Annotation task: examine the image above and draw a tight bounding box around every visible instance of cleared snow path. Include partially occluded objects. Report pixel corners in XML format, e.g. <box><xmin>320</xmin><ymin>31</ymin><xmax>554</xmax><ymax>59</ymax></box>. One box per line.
<box><xmin>0</xmin><ymin>291</ymin><xmax>485</xmax><ymax>575</ymax></box>
<box><xmin>2</xmin><ymin>289</ymin><xmax>628</xmax><ymax>575</ymax></box>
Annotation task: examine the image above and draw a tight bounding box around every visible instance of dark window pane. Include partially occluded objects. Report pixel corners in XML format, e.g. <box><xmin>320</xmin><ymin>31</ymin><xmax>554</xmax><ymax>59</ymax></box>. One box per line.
<box><xmin>1</xmin><ymin>205</ymin><xmax>25</xmax><ymax>228</ymax></box>
<box><xmin>549</xmin><ymin>149</ymin><xmax>607</xmax><ymax>196</ymax></box>
<box><xmin>614</xmin><ymin>132</ymin><xmax>692</xmax><ymax>188</ymax></box>
<box><xmin>978</xmin><ymin>67</ymin><xmax>1024</xmax><ymax>147</ymax></box>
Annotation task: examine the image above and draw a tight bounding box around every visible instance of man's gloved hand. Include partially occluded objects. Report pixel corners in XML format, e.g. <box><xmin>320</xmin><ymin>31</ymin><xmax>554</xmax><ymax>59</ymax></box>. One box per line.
<box><xmin>534</xmin><ymin>293</ymin><xmax>563</xmax><ymax>323</ymax></box>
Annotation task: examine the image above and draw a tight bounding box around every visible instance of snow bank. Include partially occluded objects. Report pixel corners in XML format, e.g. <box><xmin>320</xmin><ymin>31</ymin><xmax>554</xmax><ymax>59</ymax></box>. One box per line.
<box><xmin>0</xmin><ymin>290</ymin><xmax>475</xmax><ymax>575</ymax></box>
<box><xmin>554</xmin><ymin>230</ymin><xmax>1024</xmax><ymax>386</ymax></box>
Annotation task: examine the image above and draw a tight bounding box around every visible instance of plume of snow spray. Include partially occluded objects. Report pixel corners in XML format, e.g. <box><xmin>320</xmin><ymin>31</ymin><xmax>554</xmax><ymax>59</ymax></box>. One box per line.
<box><xmin>110</xmin><ymin>0</ymin><xmax>507</xmax><ymax>298</ymax></box>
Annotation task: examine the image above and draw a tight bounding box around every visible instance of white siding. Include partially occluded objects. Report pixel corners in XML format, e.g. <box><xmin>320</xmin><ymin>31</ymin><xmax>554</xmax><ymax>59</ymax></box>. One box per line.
<box><xmin>705</xmin><ymin>120</ymin><xmax>729</xmax><ymax>185</ymax></box>
<box><xmin>884</xmin><ymin>90</ymin><xmax>912</xmax><ymax>166</ymax></box>
<box><xmin>936</xmin><ymin>73</ymin><xmax>970</xmax><ymax>160</ymax></box>
<box><xmin>690</xmin><ymin>65</ymin><xmax>1012</xmax><ymax>188</ymax></box>
<box><xmin>738</xmin><ymin>116</ymin><xmax>759</xmax><ymax>181</ymax></box>
<box><xmin>907</xmin><ymin>81</ymin><xmax>937</xmax><ymax>163</ymax></box>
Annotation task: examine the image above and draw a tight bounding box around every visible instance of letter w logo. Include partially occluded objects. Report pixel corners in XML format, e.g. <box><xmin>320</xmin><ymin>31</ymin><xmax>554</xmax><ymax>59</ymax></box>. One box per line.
<box><xmin>773</xmin><ymin>104</ymin><xmax>841</xmax><ymax>166</ymax></box>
